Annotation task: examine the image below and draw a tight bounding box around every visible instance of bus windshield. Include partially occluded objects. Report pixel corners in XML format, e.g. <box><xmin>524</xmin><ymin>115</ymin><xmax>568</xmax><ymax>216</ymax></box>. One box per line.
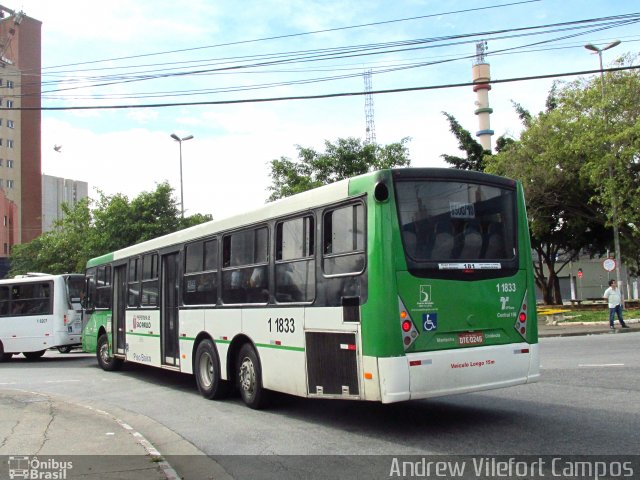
<box><xmin>66</xmin><ymin>275</ymin><xmax>85</xmax><ymax>306</ymax></box>
<box><xmin>396</xmin><ymin>179</ymin><xmax>517</xmax><ymax>262</ymax></box>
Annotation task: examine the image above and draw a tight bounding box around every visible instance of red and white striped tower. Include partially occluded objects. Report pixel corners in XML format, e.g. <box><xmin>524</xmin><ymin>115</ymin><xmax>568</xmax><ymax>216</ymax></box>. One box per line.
<box><xmin>472</xmin><ymin>41</ymin><xmax>493</xmax><ymax>151</ymax></box>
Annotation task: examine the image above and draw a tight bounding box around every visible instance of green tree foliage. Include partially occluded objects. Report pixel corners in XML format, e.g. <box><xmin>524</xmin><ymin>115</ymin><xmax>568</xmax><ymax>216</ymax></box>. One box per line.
<box><xmin>440</xmin><ymin>112</ymin><xmax>490</xmax><ymax>171</ymax></box>
<box><xmin>268</xmin><ymin>137</ymin><xmax>411</xmax><ymax>201</ymax></box>
<box><xmin>485</xmin><ymin>58</ymin><xmax>640</xmax><ymax>304</ymax></box>
<box><xmin>9</xmin><ymin>182</ymin><xmax>211</xmax><ymax>276</ymax></box>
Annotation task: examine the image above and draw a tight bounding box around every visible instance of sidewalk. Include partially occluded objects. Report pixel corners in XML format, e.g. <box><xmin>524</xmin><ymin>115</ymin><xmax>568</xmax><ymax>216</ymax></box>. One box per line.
<box><xmin>0</xmin><ymin>389</ymin><xmax>230</xmax><ymax>480</ymax></box>
<box><xmin>538</xmin><ymin>318</ymin><xmax>638</xmax><ymax>337</ymax></box>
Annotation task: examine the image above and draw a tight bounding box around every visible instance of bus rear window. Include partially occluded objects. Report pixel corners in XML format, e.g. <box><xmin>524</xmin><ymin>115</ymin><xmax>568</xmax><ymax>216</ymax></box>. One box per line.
<box><xmin>66</xmin><ymin>275</ymin><xmax>85</xmax><ymax>305</ymax></box>
<box><xmin>396</xmin><ymin>180</ymin><xmax>516</xmax><ymax>262</ymax></box>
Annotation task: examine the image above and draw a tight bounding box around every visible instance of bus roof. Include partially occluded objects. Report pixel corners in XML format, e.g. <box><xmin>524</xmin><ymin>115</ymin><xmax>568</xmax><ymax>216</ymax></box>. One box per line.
<box><xmin>85</xmin><ymin>167</ymin><xmax>520</xmax><ymax>268</ymax></box>
<box><xmin>87</xmin><ymin>174</ymin><xmax>354</xmax><ymax>268</ymax></box>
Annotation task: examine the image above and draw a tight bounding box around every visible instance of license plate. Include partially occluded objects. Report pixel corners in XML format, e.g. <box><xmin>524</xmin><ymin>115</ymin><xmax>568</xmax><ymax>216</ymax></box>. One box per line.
<box><xmin>457</xmin><ymin>332</ymin><xmax>484</xmax><ymax>346</ymax></box>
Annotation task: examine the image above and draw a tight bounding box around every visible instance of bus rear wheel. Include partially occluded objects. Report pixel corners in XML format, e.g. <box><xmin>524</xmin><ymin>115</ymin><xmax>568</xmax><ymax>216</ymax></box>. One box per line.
<box><xmin>0</xmin><ymin>342</ymin><xmax>12</xmax><ymax>362</ymax></box>
<box><xmin>57</xmin><ymin>346</ymin><xmax>73</xmax><ymax>354</ymax></box>
<box><xmin>23</xmin><ymin>350</ymin><xmax>46</xmax><ymax>360</ymax></box>
<box><xmin>97</xmin><ymin>334</ymin><xmax>123</xmax><ymax>371</ymax></box>
<box><xmin>194</xmin><ymin>339</ymin><xmax>229</xmax><ymax>400</ymax></box>
<box><xmin>236</xmin><ymin>344</ymin><xmax>269</xmax><ymax>409</ymax></box>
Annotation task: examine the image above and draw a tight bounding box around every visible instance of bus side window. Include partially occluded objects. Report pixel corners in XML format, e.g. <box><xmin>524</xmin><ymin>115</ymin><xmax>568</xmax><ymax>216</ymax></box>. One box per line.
<box><xmin>222</xmin><ymin>227</ymin><xmax>269</xmax><ymax>304</ymax></box>
<box><xmin>95</xmin><ymin>265</ymin><xmax>112</xmax><ymax>309</ymax></box>
<box><xmin>184</xmin><ymin>238</ymin><xmax>218</xmax><ymax>306</ymax></box>
<box><xmin>141</xmin><ymin>253</ymin><xmax>158</xmax><ymax>306</ymax></box>
<box><xmin>275</xmin><ymin>216</ymin><xmax>315</xmax><ymax>303</ymax></box>
<box><xmin>128</xmin><ymin>257</ymin><xmax>140</xmax><ymax>307</ymax></box>
<box><xmin>84</xmin><ymin>267</ymin><xmax>97</xmax><ymax>310</ymax></box>
<box><xmin>0</xmin><ymin>285</ymin><xmax>9</xmax><ymax>315</ymax></box>
<box><xmin>322</xmin><ymin>204</ymin><xmax>365</xmax><ymax>275</ymax></box>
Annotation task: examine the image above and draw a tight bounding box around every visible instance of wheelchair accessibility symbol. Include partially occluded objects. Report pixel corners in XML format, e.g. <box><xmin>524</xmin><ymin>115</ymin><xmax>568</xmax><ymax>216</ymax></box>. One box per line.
<box><xmin>423</xmin><ymin>313</ymin><xmax>438</xmax><ymax>332</ymax></box>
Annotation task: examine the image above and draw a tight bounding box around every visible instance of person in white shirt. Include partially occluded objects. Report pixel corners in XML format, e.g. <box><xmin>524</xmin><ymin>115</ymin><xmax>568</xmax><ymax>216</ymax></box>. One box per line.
<box><xmin>603</xmin><ymin>279</ymin><xmax>629</xmax><ymax>330</ymax></box>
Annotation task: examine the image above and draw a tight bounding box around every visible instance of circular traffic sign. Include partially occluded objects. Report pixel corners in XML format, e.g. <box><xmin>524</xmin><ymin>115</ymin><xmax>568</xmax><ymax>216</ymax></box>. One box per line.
<box><xmin>603</xmin><ymin>258</ymin><xmax>616</xmax><ymax>272</ymax></box>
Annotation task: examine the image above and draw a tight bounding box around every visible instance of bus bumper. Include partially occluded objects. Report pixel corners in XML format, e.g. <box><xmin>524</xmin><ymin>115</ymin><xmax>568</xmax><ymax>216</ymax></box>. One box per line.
<box><xmin>377</xmin><ymin>343</ymin><xmax>540</xmax><ymax>404</ymax></box>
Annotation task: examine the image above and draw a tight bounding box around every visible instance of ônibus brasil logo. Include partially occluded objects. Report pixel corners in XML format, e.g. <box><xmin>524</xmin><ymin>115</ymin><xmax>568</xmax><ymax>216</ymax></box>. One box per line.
<box><xmin>8</xmin><ymin>456</ymin><xmax>73</xmax><ymax>480</ymax></box>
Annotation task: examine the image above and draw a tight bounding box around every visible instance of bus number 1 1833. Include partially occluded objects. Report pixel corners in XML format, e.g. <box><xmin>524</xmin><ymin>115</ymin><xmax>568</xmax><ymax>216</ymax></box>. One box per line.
<box><xmin>268</xmin><ymin>317</ymin><xmax>296</xmax><ymax>333</ymax></box>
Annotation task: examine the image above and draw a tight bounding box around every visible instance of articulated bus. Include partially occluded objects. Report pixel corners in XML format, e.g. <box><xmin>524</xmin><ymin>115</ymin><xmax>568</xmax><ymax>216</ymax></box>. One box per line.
<box><xmin>0</xmin><ymin>273</ymin><xmax>85</xmax><ymax>361</ymax></box>
<box><xmin>82</xmin><ymin>168</ymin><xmax>539</xmax><ymax>408</ymax></box>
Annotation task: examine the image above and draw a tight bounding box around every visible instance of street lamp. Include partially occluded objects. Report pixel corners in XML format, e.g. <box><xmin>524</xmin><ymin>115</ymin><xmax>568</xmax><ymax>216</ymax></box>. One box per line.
<box><xmin>584</xmin><ymin>40</ymin><xmax>622</xmax><ymax>294</ymax></box>
<box><xmin>170</xmin><ymin>133</ymin><xmax>194</xmax><ymax>218</ymax></box>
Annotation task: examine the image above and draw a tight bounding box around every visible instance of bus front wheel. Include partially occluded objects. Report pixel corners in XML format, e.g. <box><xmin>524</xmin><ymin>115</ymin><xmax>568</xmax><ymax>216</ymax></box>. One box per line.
<box><xmin>194</xmin><ymin>339</ymin><xmax>229</xmax><ymax>400</ymax></box>
<box><xmin>97</xmin><ymin>334</ymin><xmax>123</xmax><ymax>371</ymax></box>
<box><xmin>57</xmin><ymin>346</ymin><xmax>73</xmax><ymax>354</ymax></box>
<box><xmin>236</xmin><ymin>344</ymin><xmax>269</xmax><ymax>409</ymax></box>
<box><xmin>23</xmin><ymin>350</ymin><xmax>46</xmax><ymax>360</ymax></box>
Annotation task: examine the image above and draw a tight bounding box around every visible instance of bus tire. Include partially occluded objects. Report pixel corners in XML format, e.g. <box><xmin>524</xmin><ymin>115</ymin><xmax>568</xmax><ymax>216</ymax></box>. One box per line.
<box><xmin>194</xmin><ymin>339</ymin><xmax>229</xmax><ymax>400</ymax></box>
<box><xmin>97</xmin><ymin>334</ymin><xmax>123</xmax><ymax>371</ymax></box>
<box><xmin>237</xmin><ymin>344</ymin><xmax>269</xmax><ymax>409</ymax></box>
<box><xmin>57</xmin><ymin>346</ymin><xmax>73</xmax><ymax>354</ymax></box>
<box><xmin>23</xmin><ymin>350</ymin><xmax>46</xmax><ymax>360</ymax></box>
<box><xmin>0</xmin><ymin>342</ymin><xmax>12</xmax><ymax>362</ymax></box>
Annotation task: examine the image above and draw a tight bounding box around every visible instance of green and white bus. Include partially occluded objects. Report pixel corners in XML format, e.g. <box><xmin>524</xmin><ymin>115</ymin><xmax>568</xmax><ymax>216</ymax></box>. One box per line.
<box><xmin>82</xmin><ymin>168</ymin><xmax>539</xmax><ymax>408</ymax></box>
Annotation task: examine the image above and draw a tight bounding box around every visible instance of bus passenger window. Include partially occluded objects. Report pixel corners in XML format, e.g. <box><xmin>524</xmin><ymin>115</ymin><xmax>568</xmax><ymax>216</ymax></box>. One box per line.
<box><xmin>128</xmin><ymin>257</ymin><xmax>140</xmax><ymax>307</ymax></box>
<box><xmin>323</xmin><ymin>204</ymin><xmax>365</xmax><ymax>275</ymax></box>
<box><xmin>275</xmin><ymin>216</ymin><xmax>315</xmax><ymax>303</ymax></box>
<box><xmin>222</xmin><ymin>227</ymin><xmax>269</xmax><ymax>304</ymax></box>
<box><xmin>184</xmin><ymin>239</ymin><xmax>218</xmax><ymax>305</ymax></box>
<box><xmin>141</xmin><ymin>253</ymin><xmax>158</xmax><ymax>306</ymax></box>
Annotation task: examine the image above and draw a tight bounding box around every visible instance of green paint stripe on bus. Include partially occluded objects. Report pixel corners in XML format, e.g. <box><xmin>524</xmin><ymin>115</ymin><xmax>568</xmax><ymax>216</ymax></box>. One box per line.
<box><xmin>87</xmin><ymin>252</ymin><xmax>115</xmax><ymax>268</ymax></box>
<box><xmin>255</xmin><ymin>342</ymin><xmax>304</xmax><ymax>352</ymax></box>
<box><xmin>127</xmin><ymin>332</ymin><xmax>160</xmax><ymax>338</ymax></box>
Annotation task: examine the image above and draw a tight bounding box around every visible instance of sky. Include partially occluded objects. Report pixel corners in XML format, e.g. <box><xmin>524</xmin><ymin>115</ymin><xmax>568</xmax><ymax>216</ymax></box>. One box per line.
<box><xmin>9</xmin><ymin>0</ymin><xmax>640</xmax><ymax>220</ymax></box>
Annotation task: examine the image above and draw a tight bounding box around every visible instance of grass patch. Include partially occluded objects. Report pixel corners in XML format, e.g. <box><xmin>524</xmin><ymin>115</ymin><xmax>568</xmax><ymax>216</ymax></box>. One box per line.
<box><xmin>561</xmin><ymin>308</ymin><xmax>639</xmax><ymax>323</ymax></box>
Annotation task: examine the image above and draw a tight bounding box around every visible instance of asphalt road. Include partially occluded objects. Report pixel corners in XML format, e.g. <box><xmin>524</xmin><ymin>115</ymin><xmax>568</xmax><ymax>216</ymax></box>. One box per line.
<box><xmin>1</xmin><ymin>333</ymin><xmax>638</xmax><ymax>477</ymax></box>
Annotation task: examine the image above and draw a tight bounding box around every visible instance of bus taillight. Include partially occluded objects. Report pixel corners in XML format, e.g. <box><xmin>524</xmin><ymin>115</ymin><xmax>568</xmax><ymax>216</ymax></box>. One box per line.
<box><xmin>64</xmin><ymin>315</ymin><xmax>68</xmax><ymax>325</ymax></box>
<box><xmin>398</xmin><ymin>297</ymin><xmax>419</xmax><ymax>350</ymax></box>
<box><xmin>514</xmin><ymin>291</ymin><xmax>529</xmax><ymax>340</ymax></box>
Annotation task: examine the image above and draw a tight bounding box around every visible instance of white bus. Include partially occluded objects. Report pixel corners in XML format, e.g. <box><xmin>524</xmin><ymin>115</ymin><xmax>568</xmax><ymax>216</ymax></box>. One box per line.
<box><xmin>0</xmin><ymin>273</ymin><xmax>85</xmax><ymax>361</ymax></box>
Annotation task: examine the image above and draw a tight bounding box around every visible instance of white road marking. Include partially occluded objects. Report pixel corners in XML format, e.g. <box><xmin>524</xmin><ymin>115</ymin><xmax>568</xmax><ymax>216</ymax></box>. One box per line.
<box><xmin>578</xmin><ymin>363</ymin><xmax>625</xmax><ymax>367</ymax></box>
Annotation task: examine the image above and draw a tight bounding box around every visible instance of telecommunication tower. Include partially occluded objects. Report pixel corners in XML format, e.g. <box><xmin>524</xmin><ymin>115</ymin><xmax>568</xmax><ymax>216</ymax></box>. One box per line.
<box><xmin>472</xmin><ymin>41</ymin><xmax>494</xmax><ymax>151</ymax></box>
<box><xmin>364</xmin><ymin>69</ymin><xmax>376</xmax><ymax>145</ymax></box>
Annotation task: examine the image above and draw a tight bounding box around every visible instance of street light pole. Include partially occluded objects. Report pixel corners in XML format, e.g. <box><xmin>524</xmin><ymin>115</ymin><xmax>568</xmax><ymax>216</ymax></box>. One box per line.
<box><xmin>170</xmin><ymin>133</ymin><xmax>194</xmax><ymax>218</ymax></box>
<box><xmin>584</xmin><ymin>40</ymin><xmax>622</xmax><ymax>294</ymax></box>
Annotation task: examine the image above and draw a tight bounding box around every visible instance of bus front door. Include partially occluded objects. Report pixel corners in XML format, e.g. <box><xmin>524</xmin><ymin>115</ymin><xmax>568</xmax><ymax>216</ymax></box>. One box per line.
<box><xmin>113</xmin><ymin>265</ymin><xmax>127</xmax><ymax>356</ymax></box>
<box><xmin>161</xmin><ymin>252</ymin><xmax>180</xmax><ymax>366</ymax></box>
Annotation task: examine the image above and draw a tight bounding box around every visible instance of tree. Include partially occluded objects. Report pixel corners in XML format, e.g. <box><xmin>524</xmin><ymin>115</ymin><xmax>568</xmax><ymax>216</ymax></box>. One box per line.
<box><xmin>488</xmin><ymin>106</ymin><xmax>610</xmax><ymax>304</ymax></box>
<box><xmin>484</xmin><ymin>75</ymin><xmax>631</xmax><ymax>304</ymax></box>
<box><xmin>268</xmin><ymin>137</ymin><xmax>411</xmax><ymax>201</ymax></box>
<box><xmin>440</xmin><ymin>112</ymin><xmax>490</xmax><ymax>171</ymax></box>
<box><xmin>9</xmin><ymin>182</ymin><xmax>211</xmax><ymax>276</ymax></box>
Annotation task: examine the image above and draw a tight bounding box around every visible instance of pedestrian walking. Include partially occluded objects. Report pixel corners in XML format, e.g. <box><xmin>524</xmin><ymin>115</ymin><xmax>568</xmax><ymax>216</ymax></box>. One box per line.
<box><xmin>603</xmin><ymin>279</ymin><xmax>630</xmax><ymax>330</ymax></box>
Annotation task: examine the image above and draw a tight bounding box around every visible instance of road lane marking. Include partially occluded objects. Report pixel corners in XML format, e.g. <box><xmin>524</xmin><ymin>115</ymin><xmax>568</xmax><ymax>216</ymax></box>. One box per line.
<box><xmin>578</xmin><ymin>363</ymin><xmax>625</xmax><ymax>367</ymax></box>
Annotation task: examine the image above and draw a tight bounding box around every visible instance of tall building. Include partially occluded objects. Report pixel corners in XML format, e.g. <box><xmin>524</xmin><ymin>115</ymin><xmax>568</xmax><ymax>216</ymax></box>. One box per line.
<box><xmin>0</xmin><ymin>6</ymin><xmax>42</xmax><ymax>276</ymax></box>
<box><xmin>41</xmin><ymin>175</ymin><xmax>89</xmax><ymax>232</ymax></box>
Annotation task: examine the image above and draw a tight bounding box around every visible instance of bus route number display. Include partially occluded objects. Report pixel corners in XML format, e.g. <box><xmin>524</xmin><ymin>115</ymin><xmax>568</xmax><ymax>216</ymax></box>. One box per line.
<box><xmin>268</xmin><ymin>317</ymin><xmax>295</xmax><ymax>333</ymax></box>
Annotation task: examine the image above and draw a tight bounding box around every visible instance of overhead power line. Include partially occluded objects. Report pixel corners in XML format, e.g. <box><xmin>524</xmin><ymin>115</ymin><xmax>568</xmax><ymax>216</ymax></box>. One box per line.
<box><xmin>39</xmin><ymin>0</ymin><xmax>542</xmax><ymax>71</ymax></box>
<box><xmin>3</xmin><ymin>65</ymin><xmax>637</xmax><ymax>111</ymax></box>
<box><xmin>23</xmin><ymin>12</ymin><xmax>640</xmax><ymax>100</ymax></box>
